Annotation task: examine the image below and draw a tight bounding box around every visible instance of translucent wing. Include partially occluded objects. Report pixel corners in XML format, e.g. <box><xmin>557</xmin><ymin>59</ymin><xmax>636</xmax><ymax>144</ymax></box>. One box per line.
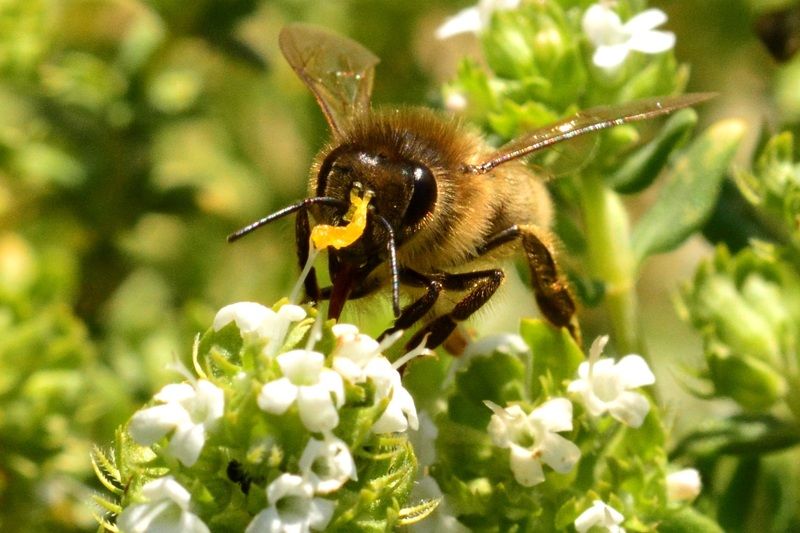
<box><xmin>470</xmin><ymin>93</ymin><xmax>715</xmax><ymax>173</ymax></box>
<box><xmin>279</xmin><ymin>23</ymin><xmax>379</xmax><ymax>139</ymax></box>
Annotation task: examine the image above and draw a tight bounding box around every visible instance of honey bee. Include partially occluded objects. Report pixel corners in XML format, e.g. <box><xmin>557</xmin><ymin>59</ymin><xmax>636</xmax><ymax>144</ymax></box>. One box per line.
<box><xmin>229</xmin><ymin>23</ymin><xmax>710</xmax><ymax>351</ymax></box>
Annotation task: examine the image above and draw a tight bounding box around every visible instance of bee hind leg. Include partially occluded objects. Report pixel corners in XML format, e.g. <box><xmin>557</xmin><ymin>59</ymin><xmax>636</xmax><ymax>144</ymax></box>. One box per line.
<box><xmin>478</xmin><ymin>224</ymin><xmax>580</xmax><ymax>344</ymax></box>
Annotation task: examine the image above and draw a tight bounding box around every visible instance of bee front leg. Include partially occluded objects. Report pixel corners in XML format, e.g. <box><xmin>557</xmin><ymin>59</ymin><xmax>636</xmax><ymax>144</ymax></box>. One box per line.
<box><xmin>406</xmin><ymin>269</ymin><xmax>505</xmax><ymax>350</ymax></box>
<box><xmin>478</xmin><ymin>225</ymin><xmax>580</xmax><ymax>343</ymax></box>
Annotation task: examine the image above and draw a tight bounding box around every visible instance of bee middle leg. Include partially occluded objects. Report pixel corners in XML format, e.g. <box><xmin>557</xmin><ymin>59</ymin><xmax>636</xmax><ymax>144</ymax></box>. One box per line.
<box><xmin>405</xmin><ymin>269</ymin><xmax>505</xmax><ymax>350</ymax></box>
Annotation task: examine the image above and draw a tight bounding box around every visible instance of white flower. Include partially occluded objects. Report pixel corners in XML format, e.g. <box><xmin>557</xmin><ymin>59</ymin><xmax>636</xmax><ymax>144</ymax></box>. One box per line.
<box><xmin>330</xmin><ymin>323</ymin><xmax>383</xmax><ymax>383</ymax></box>
<box><xmin>582</xmin><ymin>3</ymin><xmax>675</xmax><ymax>69</ymax></box>
<box><xmin>213</xmin><ymin>302</ymin><xmax>306</xmax><ymax>356</ymax></box>
<box><xmin>485</xmin><ymin>398</ymin><xmax>580</xmax><ymax>487</ymax></box>
<box><xmin>436</xmin><ymin>0</ymin><xmax>521</xmax><ymax>39</ymax></box>
<box><xmin>129</xmin><ymin>379</ymin><xmax>224</xmax><ymax>467</ymax></box>
<box><xmin>367</xmin><ymin>356</ymin><xmax>419</xmax><ymax>433</ymax></box>
<box><xmin>568</xmin><ymin>336</ymin><xmax>655</xmax><ymax>428</ymax></box>
<box><xmin>574</xmin><ymin>500</ymin><xmax>625</xmax><ymax>533</ymax></box>
<box><xmin>117</xmin><ymin>476</ymin><xmax>210</xmax><ymax>533</ymax></box>
<box><xmin>667</xmin><ymin>468</ymin><xmax>702</xmax><ymax>502</ymax></box>
<box><xmin>246</xmin><ymin>474</ymin><xmax>334</xmax><ymax>533</ymax></box>
<box><xmin>329</xmin><ymin>323</ymin><xmax>419</xmax><ymax>434</ymax></box>
<box><xmin>299</xmin><ymin>433</ymin><xmax>357</xmax><ymax>494</ymax></box>
<box><xmin>258</xmin><ymin>349</ymin><xmax>345</xmax><ymax>432</ymax></box>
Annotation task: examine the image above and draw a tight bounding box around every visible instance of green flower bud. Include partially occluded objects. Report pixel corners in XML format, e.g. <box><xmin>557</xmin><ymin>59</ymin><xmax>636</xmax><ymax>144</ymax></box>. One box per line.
<box><xmin>680</xmin><ymin>246</ymin><xmax>800</xmax><ymax>408</ymax></box>
<box><xmin>706</xmin><ymin>345</ymin><xmax>787</xmax><ymax>410</ymax></box>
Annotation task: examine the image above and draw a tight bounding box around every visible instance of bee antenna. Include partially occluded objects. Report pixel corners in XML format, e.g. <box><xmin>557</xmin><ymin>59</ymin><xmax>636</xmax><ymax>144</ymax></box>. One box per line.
<box><xmin>227</xmin><ymin>197</ymin><xmax>347</xmax><ymax>242</ymax></box>
<box><xmin>372</xmin><ymin>212</ymin><xmax>401</xmax><ymax>318</ymax></box>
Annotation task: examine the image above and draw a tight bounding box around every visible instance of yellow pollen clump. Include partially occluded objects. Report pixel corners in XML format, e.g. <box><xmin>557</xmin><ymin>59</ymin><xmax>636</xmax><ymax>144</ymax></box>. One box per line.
<box><xmin>310</xmin><ymin>189</ymin><xmax>373</xmax><ymax>250</ymax></box>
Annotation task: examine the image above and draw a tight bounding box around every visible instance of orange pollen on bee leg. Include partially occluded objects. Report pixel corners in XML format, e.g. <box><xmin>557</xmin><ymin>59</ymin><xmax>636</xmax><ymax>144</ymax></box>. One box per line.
<box><xmin>310</xmin><ymin>189</ymin><xmax>373</xmax><ymax>250</ymax></box>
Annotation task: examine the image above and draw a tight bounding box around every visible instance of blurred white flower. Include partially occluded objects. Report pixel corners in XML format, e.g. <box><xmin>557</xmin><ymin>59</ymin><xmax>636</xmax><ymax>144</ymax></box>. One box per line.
<box><xmin>299</xmin><ymin>433</ymin><xmax>357</xmax><ymax>494</ymax></box>
<box><xmin>485</xmin><ymin>398</ymin><xmax>580</xmax><ymax>487</ymax></box>
<box><xmin>568</xmin><ymin>336</ymin><xmax>655</xmax><ymax>428</ymax></box>
<box><xmin>213</xmin><ymin>301</ymin><xmax>306</xmax><ymax>356</ymax></box>
<box><xmin>582</xmin><ymin>3</ymin><xmax>675</xmax><ymax>69</ymax></box>
<box><xmin>667</xmin><ymin>468</ymin><xmax>702</xmax><ymax>502</ymax></box>
<box><xmin>436</xmin><ymin>0</ymin><xmax>521</xmax><ymax>39</ymax></box>
<box><xmin>258</xmin><ymin>349</ymin><xmax>345</xmax><ymax>432</ymax></box>
<box><xmin>574</xmin><ymin>499</ymin><xmax>625</xmax><ymax>533</ymax></box>
<box><xmin>117</xmin><ymin>476</ymin><xmax>209</xmax><ymax>533</ymax></box>
<box><xmin>245</xmin><ymin>474</ymin><xmax>334</xmax><ymax>533</ymax></box>
<box><xmin>408</xmin><ymin>476</ymin><xmax>470</xmax><ymax>533</ymax></box>
<box><xmin>129</xmin><ymin>379</ymin><xmax>224</xmax><ymax>467</ymax></box>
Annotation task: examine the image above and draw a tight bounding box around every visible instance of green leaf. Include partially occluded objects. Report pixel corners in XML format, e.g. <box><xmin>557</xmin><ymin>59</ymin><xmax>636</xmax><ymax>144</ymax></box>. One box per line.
<box><xmin>657</xmin><ymin>506</ymin><xmax>724</xmax><ymax>533</ymax></box>
<box><xmin>631</xmin><ymin>119</ymin><xmax>746</xmax><ymax>265</ymax></box>
<box><xmin>518</xmin><ymin>318</ymin><xmax>584</xmax><ymax>398</ymax></box>
<box><xmin>608</xmin><ymin>108</ymin><xmax>698</xmax><ymax>194</ymax></box>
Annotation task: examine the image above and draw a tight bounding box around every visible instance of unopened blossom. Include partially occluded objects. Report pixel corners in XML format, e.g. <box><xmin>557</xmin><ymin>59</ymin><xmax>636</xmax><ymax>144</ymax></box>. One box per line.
<box><xmin>299</xmin><ymin>433</ymin><xmax>357</xmax><ymax>494</ymax></box>
<box><xmin>582</xmin><ymin>3</ymin><xmax>675</xmax><ymax>69</ymax></box>
<box><xmin>574</xmin><ymin>500</ymin><xmax>625</xmax><ymax>533</ymax></box>
<box><xmin>117</xmin><ymin>476</ymin><xmax>209</xmax><ymax>533</ymax></box>
<box><xmin>667</xmin><ymin>468</ymin><xmax>702</xmax><ymax>502</ymax></box>
<box><xmin>245</xmin><ymin>474</ymin><xmax>334</xmax><ymax>533</ymax></box>
<box><xmin>568</xmin><ymin>336</ymin><xmax>655</xmax><ymax>428</ymax></box>
<box><xmin>213</xmin><ymin>301</ymin><xmax>306</xmax><ymax>355</ymax></box>
<box><xmin>436</xmin><ymin>0</ymin><xmax>521</xmax><ymax>39</ymax></box>
<box><xmin>485</xmin><ymin>398</ymin><xmax>580</xmax><ymax>487</ymax></box>
<box><xmin>330</xmin><ymin>323</ymin><xmax>383</xmax><ymax>383</ymax></box>
<box><xmin>258</xmin><ymin>349</ymin><xmax>345</xmax><ymax>432</ymax></box>
<box><xmin>129</xmin><ymin>379</ymin><xmax>224</xmax><ymax>467</ymax></box>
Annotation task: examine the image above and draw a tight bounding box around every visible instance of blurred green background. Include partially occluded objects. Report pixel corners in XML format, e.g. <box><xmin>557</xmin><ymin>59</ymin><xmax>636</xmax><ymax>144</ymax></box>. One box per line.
<box><xmin>0</xmin><ymin>0</ymin><xmax>797</xmax><ymax>530</ymax></box>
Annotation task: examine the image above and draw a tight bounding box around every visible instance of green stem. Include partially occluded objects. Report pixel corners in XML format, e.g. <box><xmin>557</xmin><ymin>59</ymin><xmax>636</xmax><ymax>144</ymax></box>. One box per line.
<box><xmin>579</xmin><ymin>173</ymin><xmax>644</xmax><ymax>357</ymax></box>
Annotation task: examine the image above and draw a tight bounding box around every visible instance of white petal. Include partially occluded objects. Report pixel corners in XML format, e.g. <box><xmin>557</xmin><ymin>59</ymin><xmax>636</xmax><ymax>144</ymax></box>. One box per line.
<box><xmin>129</xmin><ymin>404</ymin><xmax>189</xmax><ymax>445</ymax></box>
<box><xmin>307</xmin><ymin>498</ymin><xmax>336</xmax><ymax>530</ymax></box>
<box><xmin>463</xmin><ymin>333</ymin><xmax>529</xmax><ymax>358</ymax></box>
<box><xmin>588</xmin><ymin>335</ymin><xmax>609</xmax><ymax>362</ymax></box>
<box><xmin>667</xmin><ymin>468</ymin><xmax>702</xmax><ymax>501</ymax></box>
<box><xmin>194</xmin><ymin>380</ymin><xmax>225</xmax><ymax>424</ymax></box>
<box><xmin>436</xmin><ymin>7</ymin><xmax>483</xmax><ymax>39</ymax></box>
<box><xmin>530</xmin><ymin>397</ymin><xmax>573</xmax><ymax>433</ymax></box>
<box><xmin>277</xmin><ymin>303</ymin><xmax>307</xmax><ymax>322</ymax></box>
<box><xmin>509</xmin><ymin>444</ymin><xmax>545</xmax><ymax>486</ymax></box>
<box><xmin>213</xmin><ymin>302</ymin><xmax>273</xmax><ymax>334</ymax></box>
<box><xmin>278</xmin><ymin>350</ymin><xmax>325</xmax><ymax>384</ymax></box>
<box><xmin>154</xmin><ymin>383</ymin><xmax>196</xmax><ymax>404</ymax></box>
<box><xmin>538</xmin><ymin>433</ymin><xmax>581</xmax><ymax>473</ymax></box>
<box><xmin>117</xmin><ymin>500</ymin><xmax>172</xmax><ymax>533</ymax></box>
<box><xmin>318</xmin><ymin>368</ymin><xmax>345</xmax><ymax>408</ymax></box>
<box><xmin>615</xmin><ymin>355</ymin><xmax>656</xmax><ymax>388</ymax></box>
<box><xmin>168</xmin><ymin>423</ymin><xmax>206</xmax><ymax>466</ymax></box>
<box><xmin>575</xmin><ymin>500</ymin><xmax>624</xmax><ymax>533</ymax></box>
<box><xmin>582</xmin><ymin>4</ymin><xmax>624</xmax><ymax>45</ymax></box>
<box><xmin>593</xmin><ymin>44</ymin><xmax>630</xmax><ymax>69</ymax></box>
<box><xmin>299</xmin><ymin>435</ymin><xmax>357</xmax><ymax>494</ymax></box>
<box><xmin>258</xmin><ymin>378</ymin><xmax>297</xmax><ymax>414</ymax></box>
<box><xmin>267</xmin><ymin>474</ymin><xmax>312</xmax><ymax>504</ymax></box>
<box><xmin>331</xmin><ymin>323</ymin><xmax>359</xmax><ymax>337</ymax></box>
<box><xmin>624</xmin><ymin>8</ymin><xmax>668</xmax><ymax>33</ymax></box>
<box><xmin>141</xmin><ymin>477</ymin><xmax>191</xmax><ymax>509</ymax></box>
<box><xmin>333</xmin><ymin>356</ymin><xmax>365</xmax><ymax>383</ymax></box>
<box><xmin>297</xmin><ymin>385</ymin><xmax>340</xmax><ymax>432</ymax></box>
<box><xmin>608</xmin><ymin>391</ymin><xmax>651</xmax><ymax>427</ymax></box>
<box><xmin>581</xmin><ymin>389</ymin><xmax>610</xmax><ymax>417</ymax></box>
<box><xmin>245</xmin><ymin>508</ymin><xmax>282</xmax><ymax>533</ymax></box>
<box><xmin>627</xmin><ymin>30</ymin><xmax>675</xmax><ymax>54</ymax></box>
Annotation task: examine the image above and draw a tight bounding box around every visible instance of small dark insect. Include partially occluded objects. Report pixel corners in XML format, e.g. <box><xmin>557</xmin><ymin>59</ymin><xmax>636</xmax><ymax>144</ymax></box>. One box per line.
<box><xmin>229</xmin><ymin>23</ymin><xmax>711</xmax><ymax>351</ymax></box>
<box><xmin>227</xmin><ymin>459</ymin><xmax>253</xmax><ymax>494</ymax></box>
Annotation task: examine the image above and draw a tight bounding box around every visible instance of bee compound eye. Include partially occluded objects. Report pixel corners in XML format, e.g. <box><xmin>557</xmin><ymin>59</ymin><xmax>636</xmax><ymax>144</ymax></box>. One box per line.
<box><xmin>403</xmin><ymin>163</ymin><xmax>437</xmax><ymax>226</ymax></box>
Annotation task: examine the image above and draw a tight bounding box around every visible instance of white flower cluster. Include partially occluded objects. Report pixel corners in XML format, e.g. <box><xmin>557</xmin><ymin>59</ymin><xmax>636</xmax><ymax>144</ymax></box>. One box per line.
<box><xmin>483</xmin><ymin>334</ymin><xmax>663</xmax><ymax>531</ymax></box>
<box><xmin>121</xmin><ymin>301</ymin><xmax>420</xmax><ymax>533</ymax></box>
